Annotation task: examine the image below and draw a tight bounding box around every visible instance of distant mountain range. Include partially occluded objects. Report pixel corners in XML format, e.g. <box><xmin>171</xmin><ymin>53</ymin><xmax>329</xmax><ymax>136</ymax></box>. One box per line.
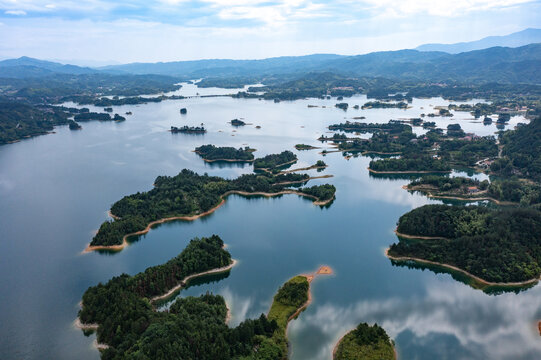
<box><xmin>1</xmin><ymin>42</ymin><xmax>540</xmax><ymax>84</ymax></box>
<box><xmin>0</xmin><ymin>56</ymin><xmax>97</xmax><ymax>78</ymax></box>
<box><xmin>416</xmin><ymin>28</ymin><xmax>541</xmax><ymax>54</ymax></box>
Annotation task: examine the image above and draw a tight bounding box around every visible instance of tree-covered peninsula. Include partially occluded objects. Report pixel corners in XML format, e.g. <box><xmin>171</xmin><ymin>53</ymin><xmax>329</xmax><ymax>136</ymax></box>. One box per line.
<box><xmin>369</xmin><ymin>155</ymin><xmax>451</xmax><ymax>173</ymax></box>
<box><xmin>79</xmin><ymin>235</ymin><xmax>290</xmax><ymax>360</ymax></box>
<box><xmin>361</xmin><ymin>101</ymin><xmax>408</xmax><ymax>109</ymax></box>
<box><xmin>0</xmin><ymin>102</ymin><xmax>70</xmax><ymax>144</ymax></box>
<box><xmin>388</xmin><ymin>204</ymin><xmax>541</xmax><ymax>283</ymax></box>
<box><xmin>406</xmin><ymin>176</ymin><xmax>541</xmax><ymax>205</ymax></box>
<box><xmin>334</xmin><ymin>323</ymin><xmax>395</xmax><ymax>360</ymax></box>
<box><xmin>267</xmin><ymin>275</ymin><xmax>310</xmax><ymax>357</ymax></box>
<box><xmin>90</xmin><ymin>169</ymin><xmax>335</xmax><ymax>248</ymax></box>
<box><xmin>195</xmin><ymin>144</ymin><xmax>255</xmax><ymax>162</ymax></box>
<box><xmin>253</xmin><ymin>151</ymin><xmax>297</xmax><ymax>171</ymax></box>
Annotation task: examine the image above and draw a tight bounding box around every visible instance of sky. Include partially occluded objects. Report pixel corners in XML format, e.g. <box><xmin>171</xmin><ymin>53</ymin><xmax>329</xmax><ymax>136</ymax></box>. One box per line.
<box><xmin>0</xmin><ymin>0</ymin><xmax>540</xmax><ymax>64</ymax></box>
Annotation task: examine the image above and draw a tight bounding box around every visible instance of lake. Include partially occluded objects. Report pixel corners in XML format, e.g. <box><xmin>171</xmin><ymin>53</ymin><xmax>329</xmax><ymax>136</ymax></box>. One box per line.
<box><xmin>0</xmin><ymin>86</ymin><xmax>538</xmax><ymax>359</ymax></box>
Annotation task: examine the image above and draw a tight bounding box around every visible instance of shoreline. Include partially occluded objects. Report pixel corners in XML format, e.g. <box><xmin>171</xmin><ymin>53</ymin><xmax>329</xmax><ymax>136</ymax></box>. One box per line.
<box><xmin>151</xmin><ymin>259</ymin><xmax>238</xmax><ymax>302</ymax></box>
<box><xmin>403</xmin><ymin>185</ymin><xmax>517</xmax><ymax>205</ymax></box>
<box><xmin>274</xmin><ymin>174</ymin><xmax>333</xmax><ymax>185</ymax></box>
<box><xmin>368</xmin><ymin>167</ymin><xmax>451</xmax><ymax>174</ymax></box>
<box><xmin>276</xmin><ymin>266</ymin><xmax>334</xmax><ymax>337</ymax></box>
<box><xmin>256</xmin><ymin>159</ymin><xmax>298</xmax><ymax>173</ymax></box>
<box><xmin>204</xmin><ymin>158</ymin><xmax>254</xmax><ymax>163</ymax></box>
<box><xmin>279</xmin><ymin>164</ymin><xmax>328</xmax><ymax>174</ymax></box>
<box><xmin>385</xmin><ymin>247</ymin><xmax>540</xmax><ymax>287</ymax></box>
<box><xmin>84</xmin><ymin>190</ymin><xmax>333</xmax><ymax>253</ymax></box>
<box><xmin>193</xmin><ymin>150</ymin><xmax>255</xmax><ymax>163</ymax></box>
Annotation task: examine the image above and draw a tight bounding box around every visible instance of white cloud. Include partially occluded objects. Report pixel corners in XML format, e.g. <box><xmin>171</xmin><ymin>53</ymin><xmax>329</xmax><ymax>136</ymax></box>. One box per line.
<box><xmin>289</xmin><ymin>280</ymin><xmax>541</xmax><ymax>360</ymax></box>
<box><xmin>5</xmin><ymin>10</ymin><xmax>27</xmax><ymax>15</ymax></box>
<box><xmin>359</xmin><ymin>0</ymin><xmax>536</xmax><ymax>18</ymax></box>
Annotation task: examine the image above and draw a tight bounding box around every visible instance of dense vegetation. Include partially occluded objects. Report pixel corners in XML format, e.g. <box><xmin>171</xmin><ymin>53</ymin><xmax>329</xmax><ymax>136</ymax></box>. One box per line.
<box><xmin>91</xmin><ymin>169</ymin><xmax>334</xmax><ymax>246</ymax></box>
<box><xmin>334</xmin><ymin>323</ymin><xmax>394</xmax><ymax>360</ymax></box>
<box><xmin>267</xmin><ymin>276</ymin><xmax>310</xmax><ymax>357</ymax></box>
<box><xmin>74</xmin><ymin>112</ymin><xmax>113</xmax><ymax>121</ymax></box>
<box><xmin>328</xmin><ymin>121</ymin><xmax>410</xmax><ymax>134</ymax></box>
<box><xmin>0</xmin><ymin>101</ymin><xmax>70</xmax><ymax>144</ymax></box>
<box><xmin>491</xmin><ymin>117</ymin><xmax>541</xmax><ymax>180</ymax></box>
<box><xmin>361</xmin><ymin>101</ymin><xmax>408</xmax><ymax>109</ymax></box>
<box><xmin>79</xmin><ymin>235</ymin><xmax>287</xmax><ymax>360</ymax></box>
<box><xmin>170</xmin><ymin>125</ymin><xmax>206</xmax><ymax>133</ymax></box>
<box><xmin>299</xmin><ymin>184</ymin><xmax>336</xmax><ymax>201</ymax></box>
<box><xmin>195</xmin><ymin>144</ymin><xmax>255</xmax><ymax>161</ymax></box>
<box><xmin>390</xmin><ymin>205</ymin><xmax>541</xmax><ymax>282</ymax></box>
<box><xmin>253</xmin><ymin>151</ymin><xmax>297</xmax><ymax>170</ymax></box>
<box><xmin>230</xmin><ymin>119</ymin><xmax>246</xmax><ymax>126</ymax></box>
<box><xmin>294</xmin><ymin>144</ymin><xmax>318</xmax><ymax>150</ymax></box>
<box><xmin>408</xmin><ymin>176</ymin><xmax>541</xmax><ymax>205</ymax></box>
<box><xmin>369</xmin><ymin>155</ymin><xmax>451</xmax><ymax>173</ymax></box>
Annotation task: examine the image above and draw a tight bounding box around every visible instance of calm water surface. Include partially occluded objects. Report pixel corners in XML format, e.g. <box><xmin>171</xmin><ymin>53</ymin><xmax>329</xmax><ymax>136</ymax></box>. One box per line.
<box><xmin>0</xmin><ymin>87</ymin><xmax>538</xmax><ymax>360</ymax></box>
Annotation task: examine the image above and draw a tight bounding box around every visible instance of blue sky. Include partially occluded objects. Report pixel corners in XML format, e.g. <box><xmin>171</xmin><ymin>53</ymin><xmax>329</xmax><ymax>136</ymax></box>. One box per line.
<box><xmin>0</xmin><ymin>0</ymin><xmax>540</xmax><ymax>64</ymax></box>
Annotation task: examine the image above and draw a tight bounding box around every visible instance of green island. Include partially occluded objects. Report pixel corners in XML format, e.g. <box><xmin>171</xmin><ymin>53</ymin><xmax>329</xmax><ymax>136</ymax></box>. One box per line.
<box><xmin>388</xmin><ymin>204</ymin><xmax>541</xmax><ymax>284</ymax></box>
<box><xmin>170</xmin><ymin>125</ymin><xmax>206</xmax><ymax>134</ymax></box>
<box><xmin>328</xmin><ymin>121</ymin><xmax>410</xmax><ymax>134</ymax></box>
<box><xmin>369</xmin><ymin>155</ymin><xmax>451</xmax><ymax>173</ymax></box>
<box><xmin>294</xmin><ymin>144</ymin><xmax>319</xmax><ymax>150</ymax></box>
<box><xmin>333</xmin><ymin>323</ymin><xmax>395</xmax><ymax>360</ymax></box>
<box><xmin>361</xmin><ymin>101</ymin><xmax>408</xmax><ymax>109</ymax></box>
<box><xmin>253</xmin><ymin>151</ymin><xmax>298</xmax><ymax>172</ymax></box>
<box><xmin>68</xmin><ymin>120</ymin><xmax>82</xmax><ymax>130</ymax></box>
<box><xmin>88</xmin><ymin>169</ymin><xmax>335</xmax><ymax>249</ymax></box>
<box><xmin>230</xmin><ymin>119</ymin><xmax>246</xmax><ymax>126</ymax></box>
<box><xmin>74</xmin><ymin>112</ymin><xmax>115</xmax><ymax>121</ymax></box>
<box><xmin>194</xmin><ymin>144</ymin><xmax>255</xmax><ymax>162</ymax></box>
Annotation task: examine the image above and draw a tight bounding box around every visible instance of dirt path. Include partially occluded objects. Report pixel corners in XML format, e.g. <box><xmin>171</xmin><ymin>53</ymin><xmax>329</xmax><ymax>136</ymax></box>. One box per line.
<box><xmin>151</xmin><ymin>259</ymin><xmax>237</xmax><ymax>302</ymax></box>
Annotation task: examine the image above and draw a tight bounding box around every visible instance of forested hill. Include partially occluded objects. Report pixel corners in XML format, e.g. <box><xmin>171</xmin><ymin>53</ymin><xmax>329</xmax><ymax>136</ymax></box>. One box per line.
<box><xmin>101</xmin><ymin>44</ymin><xmax>541</xmax><ymax>83</ymax></box>
<box><xmin>4</xmin><ymin>44</ymin><xmax>541</xmax><ymax>84</ymax></box>
<box><xmin>491</xmin><ymin>117</ymin><xmax>541</xmax><ymax>180</ymax></box>
<box><xmin>390</xmin><ymin>205</ymin><xmax>541</xmax><ymax>283</ymax></box>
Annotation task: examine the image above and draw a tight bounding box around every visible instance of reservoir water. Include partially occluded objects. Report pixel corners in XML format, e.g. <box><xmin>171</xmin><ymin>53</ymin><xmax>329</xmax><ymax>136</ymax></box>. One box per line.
<box><xmin>0</xmin><ymin>86</ymin><xmax>538</xmax><ymax>359</ymax></box>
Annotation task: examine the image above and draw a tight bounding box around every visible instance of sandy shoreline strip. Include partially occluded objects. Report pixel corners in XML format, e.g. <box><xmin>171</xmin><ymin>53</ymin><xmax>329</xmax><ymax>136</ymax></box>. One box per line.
<box><xmin>84</xmin><ymin>190</ymin><xmax>333</xmax><ymax>253</ymax></box>
<box><xmin>280</xmin><ymin>164</ymin><xmax>328</xmax><ymax>174</ymax></box>
<box><xmin>274</xmin><ymin>174</ymin><xmax>333</xmax><ymax>185</ymax></box>
<box><xmin>368</xmin><ymin>167</ymin><xmax>451</xmax><ymax>174</ymax></box>
<box><xmin>385</xmin><ymin>247</ymin><xmax>540</xmax><ymax>287</ymax></box>
<box><xmin>403</xmin><ymin>185</ymin><xmax>517</xmax><ymax>205</ymax></box>
<box><xmin>151</xmin><ymin>259</ymin><xmax>237</xmax><ymax>302</ymax></box>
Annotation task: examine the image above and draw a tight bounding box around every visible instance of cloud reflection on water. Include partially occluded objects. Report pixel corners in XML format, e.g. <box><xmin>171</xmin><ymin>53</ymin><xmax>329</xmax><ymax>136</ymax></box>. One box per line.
<box><xmin>289</xmin><ymin>279</ymin><xmax>541</xmax><ymax>360</ymax></box>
